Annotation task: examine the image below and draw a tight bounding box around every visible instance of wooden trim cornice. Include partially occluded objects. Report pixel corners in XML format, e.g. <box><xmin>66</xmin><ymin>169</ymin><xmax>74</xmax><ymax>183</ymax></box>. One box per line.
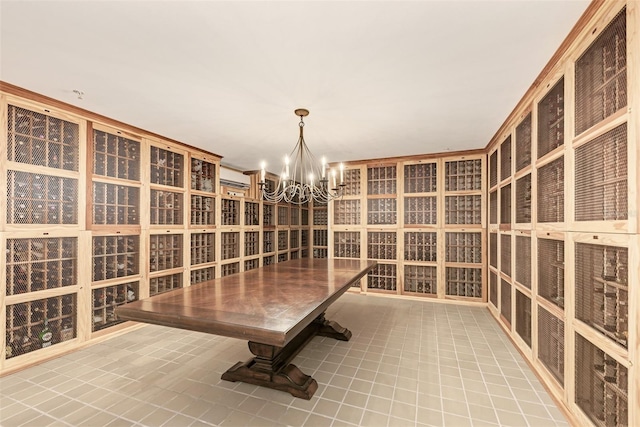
<box><xmin>0</xmin><ymin>80</ymin><xmax>224</xmax><ymax>160</ymax></box>
<box><xmin>485</xmin><ymin>0</ymin><xmax>606</xmax><ymax>149</ymax></box>
<box><xmin>332</xmin><ymin>147</ymin><xmax>487</xmax><ymax>167</ymax></box>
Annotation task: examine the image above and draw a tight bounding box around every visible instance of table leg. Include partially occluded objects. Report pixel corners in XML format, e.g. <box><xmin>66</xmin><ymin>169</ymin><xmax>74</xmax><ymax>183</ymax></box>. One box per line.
<box><xmin>221</xmin><ymin>313</ymin><xmax>351</xmax><ymax>399</ymax></box>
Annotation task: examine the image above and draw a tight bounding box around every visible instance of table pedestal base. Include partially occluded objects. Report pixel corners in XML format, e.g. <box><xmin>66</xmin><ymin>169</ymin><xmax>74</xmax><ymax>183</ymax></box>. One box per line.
<box><xmin>221</xmin><ymin>313</ymin><xmax>350</xmax><ymax>399</ymax></box>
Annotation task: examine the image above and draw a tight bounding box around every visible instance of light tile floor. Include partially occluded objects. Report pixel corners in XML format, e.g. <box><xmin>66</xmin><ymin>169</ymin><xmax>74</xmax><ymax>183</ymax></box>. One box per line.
<box><xmin>0</xmin><ymin>294</ymin><xmax>569</xmax><ymax>426</ymax></box>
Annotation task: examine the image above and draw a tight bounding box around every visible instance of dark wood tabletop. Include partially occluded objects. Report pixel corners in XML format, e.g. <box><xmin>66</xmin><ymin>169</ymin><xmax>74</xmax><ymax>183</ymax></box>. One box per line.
<box><xmin>116</xmin><ymin>258</ymin><xmax>377</xmax><ymax>347</ymax></box>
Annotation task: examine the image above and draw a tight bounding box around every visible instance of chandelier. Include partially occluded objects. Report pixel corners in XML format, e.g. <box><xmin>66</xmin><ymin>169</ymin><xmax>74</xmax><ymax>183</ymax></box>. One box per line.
<box><xmin>259</xmin><ymin>109</ymin><xmax>344</xmax><ymax>205</ymax></box>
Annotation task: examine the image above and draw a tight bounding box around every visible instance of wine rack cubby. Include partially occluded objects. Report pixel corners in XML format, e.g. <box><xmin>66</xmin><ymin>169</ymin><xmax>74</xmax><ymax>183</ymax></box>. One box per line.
<box><xmin>191</xmin><ymin>266</ymin><xmax>214</xmax><ymax>284</ymax></box>
<box><xmin>313</xmin><ymin>229</ymin><xmax>328</xmax><ymax>247</ymax></box>
<box><xmin>515</xmin><ymin>235</ymin><xmax>531</xmax><ymax>288</ymax></box>
<box><xmin>190</xmin><ymin>158</ymin><xmax>215</xmax><ymax>192</ymax></box>
<box><xmin>221</xmin><ymin>232</ymin><xmax>240</xmax><ymax>260</ymax></box>
<box><xmin>515</xmin><ymin>174</ymin><xmax>532</xmax><ymax>223</ymax></box>
<box><xmin>8</xmin><ymin>171</ymin><xmax>78</xmax><ymax>225</ymax></box>
<box><xmin>244</xmin><ymin>258</ymin><xmax>259</xmax><ymax>271</ymax></box>
<box><xmin>149</xmin><ymin>273</ymin><xmax>182</xmax><ymax>296</ymax></box>
<box><xmin>538</xmin><ymin>238</ymin><xmax>565</xmax><ymax>309</ymax></box>
<box><xmin>263</xmin><ymin>231</ymin><xmax>274</xmax><ymax>253</ymax></box>
<box><xmin>405</xmin><ymin>231</ymin><xmax>437</xmax><ymax>262</ymax></box>
<box><xmin>367</xmin><ymin>263</ymin><xmax>396</xmax><ymax>291</ymax></box>
<box><xmin>500</xmin><ymin>136</ymin><xmax>512</xmax><ymax>181</ymax></box>
<box><xmin>92</xmin><ymin>281</ymin><xmax>139</xmax><ymax>331</ymax></box>
<box><xmin>277</xmin><ymin>230</ymin><xmax>288</xmax><ymax>251</ymax></box>
<box><xmin>150</xmin><ymin>146</ymin><xmax>183</xmax><ymax>187</ymax></box>
<box><xmin>445</xmin><ymin>195</ymin><xmax>481</xmax><ymax>225</ymax></box>
<box><xmin>289</xmin><ymin>230</ymin><xmax>299</xmax><ymax>249</ymax></box>
<box><xmin>150</xmin><ymin>189</ymin><xmax>182</xmax><ymax>225</ymax></box>
<box><xmin>6</xmin><ymin>237</ymin><xmax>77</xmax><ymax>295</ymax></box>
<box><xmin>575</xmin><ymin>8</ymin><xmax>627</xmax><ymax>136</ymax></box>
<box><xmin>301</xmin><ymin>229</ymin><xmax>309</xmax><ymax>247</ymax></box>
<box><xmin>575</xmin><ymin>124</ymin><xmax>627</xmax><ymax>222</ymax></box>
<box><xmin>500</xmin><ymin>184</ymin><xmax>511</xmax><ymax>225</ymax></box>
<box><xmin>489</xmin><ymin>233</ymin><xmax>497</xmax><ymax>269</ymax></box>
<box><xmin>489</xmin><ymin>150</ymin><xmax>498</xmax><ymax>188</ymax></box>
<box><xmin>489</xmin><ymin>271</ymin><xmax>498</xmax><ymax>308</ymax></box>
<box><xmin>537</xmin><ymin>157</ymin><xmax>564</xmax><ymax>223</ymax></box>
<box><xmin>445</xmin><ymin>159</ymin><xmax>481</xmax><ymax>191</ymax></box>
<box><xmin>367</xmin><ymin>198</ymin><xmax>397</xmax><ymax>225</ymax></box>
<box><xmin>367</xmin><ymin>232</ymin><xmax>396</xmax><ymax>260</ymax></box>
<box><xmin>575</xmin><ymin>334</ymin><xmax>628</xmax><ymax>426</ymax></box>
<box><xmin>93</xmin><ymin>182</ymin><xmax>139</xmax><ymax>226</ymax></box>
<box><xmin>445</xmin><ymin>232</ymin><xmax>480</xmax><ymax>264</ymax></box>
<box><xmin>313</xmin><ymin>248</ymin><xmax>328</xmax><ymax>259</ymax></box>
<box><xmin>263</xmin><ymin>203</ymin><xmax>275</xmax><ymax>226</ymax></box>
<box><xmin>5</xmin><ymin>294</ymin><xmax>76</xmax><ymax>359</ymax></box>
<box><xmin>538</xmin><ymin>77</ymin><xmax>565</xmax><ymax>158</ymax></box>
<box><xmin>500</xmin><ymin>279</ymin><xmax>511</xmax><ymax>324</ymax></box>
<box><xmin>515</xmin><ymin>113</ymin><xmax>532</xmax><ymax>172</ymax></box>
<box><xmin>404</xmin><ymin>196</ymin><xmax>437</xmax><ymax>225</ymax></box>
<box><xmin>313</xmin><ymin>207</ymin><xmax>327</xmax><ymax>225</ymax></box>
<box><xmin>334</xmin><ymin>231</ymin><xmax>360</xmax><ymax>258</ymax></box>
<box><xmin>263</xmin><ymin>255</ymin><xmax>275</xmax><ymax>266</ymax></box>
<box><xmin>221</xmin><ymin>198</ymin><xmax>240</xmax><ymax>225</ymax></box>
<box><xmin>278</xmin><ymin>205</ymin><xmax>288</xmax><ymax>226</ymax></box>
<box><xmin>515</xmin><ymin>290</ymin><xmax>531</xmax><ymax>347</ymax></box>
<box><xmin>501</xmin><ymin>234</ymin><xmax>511</xmax><ymax>277</ymax></box>
<box><xmin>301</xmin><ymin>208</ymin><xmax>309</xmax><ymax>226</ymax></box>
<box><xmin>191</xmin><ymin>195</ymin><xmax>214</xmax><ymax>226</ymax></box>
<box><xmin>367</xmin><ymin>165</ymin><xmax>396</xmax><ymax>195</ymax></box>
<box><xmin>405</xmin><ymin>163</ymin><xmax>437</xmax><ymax>193</ymax></box>
<box><xmin>489</xmin><ymin>190</ymin><xmax>498</xmax><ymax>224</ymax></box>
<box><xmin>277</xmin><ymin>253</ymin><xmax>288</xmax><ymax>263</ymax></box>
<box><xmin>445</xmin><ymin>267</ymin><xmax>482</xmax><ymax>298</ymax></box>
<box><xmin>245</xmin><ymin>231</ymin><xmax>259</xmax><ymax>257</ymax></box>
<box><xmin>7</xmin><ymin>104</ymin><xmax>79</xmax><ymax>171</ymax></box>
<box><xmin>190</xmin><ymin>233</ymin><xmax>214</xmax><ymax>266</ymax></box>
<box><xmin>290</xmin><ymin>207</ymin><xmax>299</xmax><ymax>226</ymax></box>
<box><xmin>149</xmin><ymin>234</ymin><xmax>183</xmax><ymax>272</ymax></box>
<box><xmin>576</xmin><ymin>243</ymin><xmax>628</xmax><ymax>348</ymax></box>
<box><xmin>404</xmin><ymin>265</ymin><xmax>437</xmax><ymax>295</ymax></box>
<box><xmin>538</xmin><ymin>307</ymin><xmax>565</xmax><ymax>385</ymax></box>
<box><xmin>245</xmin><ymin>201</ymin><xmax>259</xmax><ymax>226</ymax></box>
<box><xmin>92</xmin><ymin>235</ymin><xmax>139</xmax><ymax>282</ymax></box>
<box><xmin>334</xmin><ymin>199</ymin><xmax>360</xmax><ymax>225</ymax></box>
<box><xmin>342</xmin><ymin>168</ymin><xmax>361</xmax><ymax>196</ymax></box>
<box><xmin>93</xmin><ymin>129</ymin><xmax>140</xmax><ymax>180</ymax></box>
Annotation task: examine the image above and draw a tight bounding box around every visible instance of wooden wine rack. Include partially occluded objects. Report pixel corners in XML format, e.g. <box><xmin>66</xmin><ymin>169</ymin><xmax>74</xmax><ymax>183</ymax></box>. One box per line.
<box><xmin>245</xmin><ymin>231</ymin><xmax>259</xmax><ymax>257</ymax></box>
<box><xmin>149</xmin><ymin>273</ymin><xmax>182</xmax><ymax>296</ymax></box>
<box><xmin>93</xmin><ymin>129</ymin><xmax>140</xmax><ymax>181</ymax></box>
<box><xmin>92</xmin><ymin>281</ymin><xmax>139</xmax><ymax>331</ymax></box>
<box><xmin>150</xmin><ymin>146</ymin><xmax>183</xmax><ymax>187</ymax></box>
<box><xmin>92</xmin><ymin>235</ymin><xmax>139</xmax><ymax>281</ymax></box>
<box><xmin>8</xmin><ymin>171</ymin><xmax>78</xmax><ymax>225</ymax></box>
<box><xmin>190</xmin><ymin>233</ymin><xmax>215</xmax><ymax>266</ymax></box>
<box><xmin>485</xmin><ymin>5</ymin><xmax>637</xmax><ymax>425</ymax></box>
<box><xmin>6</xmin><ymin>237</ymin><xmax>77</xmax><ymax>295</ymax></box>
<box><xmin>334</xmin><ymin>231</ymin><xmax>360</xmax><ymax>258</ymax></box>
<box><xmin>5</xmin><ymin>294</ymin><xmax>76</xmax><ymax>359</ymax></box>
<box><xmin>149</xmin><ymin>234</ymin><xmax>183</xmax><ymax>272</ymax></box>
<box><xmin>221</xmin><ymin>232</ymin><xmax>240</xmax><ymax>260</ymax></box>
<box><xmin>7</xmin><ymin>104</ymin><xmax>79</xmax><ymax>171</ymax></box>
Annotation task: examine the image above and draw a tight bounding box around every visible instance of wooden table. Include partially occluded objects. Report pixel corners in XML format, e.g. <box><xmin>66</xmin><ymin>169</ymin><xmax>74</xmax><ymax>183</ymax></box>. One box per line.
<box><xmin>116</xmin><ymin>258</ymin><xmax>377</xmax><ymax>399</ymax></box>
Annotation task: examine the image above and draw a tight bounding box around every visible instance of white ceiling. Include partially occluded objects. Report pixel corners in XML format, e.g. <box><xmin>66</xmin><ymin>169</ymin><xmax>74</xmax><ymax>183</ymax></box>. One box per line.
<box><xmin>1</xmin><ymin>0</ymin><xmax>590</xmax><ymax>174</ymax></box>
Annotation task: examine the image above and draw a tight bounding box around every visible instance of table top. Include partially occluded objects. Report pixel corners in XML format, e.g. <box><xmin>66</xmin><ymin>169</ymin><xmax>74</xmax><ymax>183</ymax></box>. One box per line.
<box><xmin>116</xmin><ymin>258</ymin><xmax>377</xmax><ymax>347</ymax></box>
